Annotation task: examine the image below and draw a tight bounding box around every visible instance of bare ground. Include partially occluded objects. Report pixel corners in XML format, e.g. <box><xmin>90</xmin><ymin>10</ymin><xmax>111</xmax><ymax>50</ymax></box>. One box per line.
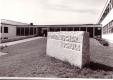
<box><xmin>0</xmin><ymin>38</ymin><xmax>113</xmax><ymax>78</ymax></box>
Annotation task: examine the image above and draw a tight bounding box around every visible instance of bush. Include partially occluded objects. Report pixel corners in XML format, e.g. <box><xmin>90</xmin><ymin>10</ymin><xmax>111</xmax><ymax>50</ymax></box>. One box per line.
<box><xmin>96</xmin><ymin>38</ymin><xmax>109</xmax><ymax>46</ymax></box>
<box><xmin>100</xmin><ymin>39</ymin><xmax>109</xmax><ymax>46</ymax></box>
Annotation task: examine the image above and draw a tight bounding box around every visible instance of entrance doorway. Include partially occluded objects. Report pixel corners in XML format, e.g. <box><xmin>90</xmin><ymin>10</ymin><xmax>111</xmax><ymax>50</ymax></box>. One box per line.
<box><xmin>42</xmin><ymin>28</ymin><xmax>48</xmax><ymax>37</ymax></box>
<box><xmin>87</xmin><ymin>27</ymin><xmax>93</xmax><ymax>37</ymax></box>
<box><xmin>95</xmin><ymin>27</ymin><xmax>101</xmax><ymax>38</ymax></box>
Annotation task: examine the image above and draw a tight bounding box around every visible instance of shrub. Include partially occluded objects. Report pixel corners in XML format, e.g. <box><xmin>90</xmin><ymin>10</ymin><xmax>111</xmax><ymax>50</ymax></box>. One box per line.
<box><xmin>0</xmin><ymin>46</ymin><xmax>5</xmax><ymax>50</ymax></box>
<box><xmin>96</xmin><ymin>38</ymin><xmax>109</xmax><ymax>46</ymax></box>
<box><xmin>100</xmin><ymin>39</ymin><xmax>109</xmax><ymax>46</ymax></box>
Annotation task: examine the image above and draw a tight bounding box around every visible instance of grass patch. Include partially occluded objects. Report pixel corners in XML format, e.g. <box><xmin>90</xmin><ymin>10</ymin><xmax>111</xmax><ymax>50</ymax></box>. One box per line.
<box><xmin>0</xmin><ymin>38</ymin><xmax>113</xmax><ymax>78</ymax></box>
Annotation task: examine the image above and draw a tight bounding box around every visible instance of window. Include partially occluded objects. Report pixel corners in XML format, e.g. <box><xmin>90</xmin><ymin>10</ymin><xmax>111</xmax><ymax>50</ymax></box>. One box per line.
<box><xmin>21</xmin><ymin>27</ymin><xmax>24</xmax><ymax>36</ymax></box>
<box><xmin>34</xmin><ymin>28</ymin><xmax>36</xmax><ymax>34</ymax></box>
<box><xmin>30</xmin><ymin>27</ymin><xmax>33</xmax><ymax>35</ymax></box>
<box><xmin>61</xmin><ymin>27</ymin><xmax>66</xmax><ymax>31</ymax></box>
<box><xmin>4</xmin><ymin>27</ymin><xmax>8</xmax><ymax>33</ymax></box>
<box><xmin>25</xmin><ymin>27</ymin><xmax>29</xmax><ymax>36</ymax></box>
<box><xmin>111</xmin><ymin>28</ymin><xmax>113</xmax><ymax>33</ymax></box>
<box><xmin>16</xmin><ymin>27</ymin><xmax>21</xmax><ymax>36</ymax></box>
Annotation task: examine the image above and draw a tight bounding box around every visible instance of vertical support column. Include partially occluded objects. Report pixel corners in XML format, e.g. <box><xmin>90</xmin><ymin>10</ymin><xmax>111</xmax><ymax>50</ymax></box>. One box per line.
<box><xmin>24</xmin><ymin>27</ymin><xmax>25</xmax><ymax>36</ymax></box>
<box><xmin>107</xmin><ymin>26</ymin><xmax>108</xmax><ymax>34</ymax></box>
<box><xmin>1</xmin><ymin>26</ymin><xmax>3</xmax><ymax>33</ymax></box>
<box><xmin>36</xmin><ymin>27</ymin><xmax>38</xmax><ymax>36</ymax></box>
<box><xmin>73</xmin><ymin>27</ymin><xmax>74</xmax><ymax>31</ymax></box>
<box><xmin>35</xmin><ymin>27</ymin><xmax>36</xmax><ymax>35</ymax></box>
<box><xmin>33</xmin><ymin>27</ymin><xmax>34</xmax><ymax>35</ymax></box>
<box><xmin>2</xmin><ymin>25</ymin><xmax>4</xmax><ymax>33</ymax></box>
<box><xmin>20</xmin><ymin>27</ymin><xmax>21</xmax><ymax>36</ymax></box>
<box><xmin>86</xmin><ymin>27</ymin><xmax>87</xmax><ymax>32</ymax></box>
<box><xmin>28</xmin><ymin>27</ymin><xmax>30</xmax><ymax>36</ymax></box>
<box><xmin>93</xmin><ymin>27</ymin><xmax>95</xmax><ymax>38</ymax></box>
<box><xmin>47</xmin><ymin>27</ymin><xmax>49</xmax><ymax>36</ymax></box>
<box><xmin>32</xmin><ymin>27</ymin><xmax>34</xmax><ymax>35</ymax></box>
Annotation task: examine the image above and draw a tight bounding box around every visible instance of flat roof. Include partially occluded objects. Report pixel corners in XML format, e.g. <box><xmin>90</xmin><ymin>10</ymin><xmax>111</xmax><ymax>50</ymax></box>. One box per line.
<box><xmin>16</xmin><ymin>24</ymin><xmax>102</xmax><ymax>28</ymax></box>
<box><xmin>1</xmin><ymin>19</ymin><xmax>29</xmax><ymax>26</ymax></box>
<box><xmin>98</xmin><ymin>0</ymin><xmax>112</xmax><ymax>24</ymax></box>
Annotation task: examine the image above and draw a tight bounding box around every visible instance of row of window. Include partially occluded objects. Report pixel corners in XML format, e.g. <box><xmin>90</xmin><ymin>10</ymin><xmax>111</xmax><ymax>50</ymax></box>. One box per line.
<box><xmin>47</xmin><ymin>27</ymin><xmax>101</xmax><ymax>37</ymax></box>
<box><xmin>99</xmin><ymin>0</ymin><xmax>113</xmax><ymax>23</ymax></box>
<box><xmin>103</xmin><ymin>20</ymin><xmax>113</xmax><ymax>34</ymax></box>
<box><xmin>16</xmin><ymin>27</ymin><xmax>37</xmax><ymax>36</ymax></box>
<box><xmin>1</xmin><ymin>27</ymin><xmax>8</xmax><ymax>33</ymax></box>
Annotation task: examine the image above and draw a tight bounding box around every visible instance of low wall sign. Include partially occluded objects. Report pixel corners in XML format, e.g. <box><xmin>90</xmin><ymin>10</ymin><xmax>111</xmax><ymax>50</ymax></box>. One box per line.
<box><xmin>46</xmin><ymin>31</ymin><xmax>90</xmax><ymax>68</ymax></box>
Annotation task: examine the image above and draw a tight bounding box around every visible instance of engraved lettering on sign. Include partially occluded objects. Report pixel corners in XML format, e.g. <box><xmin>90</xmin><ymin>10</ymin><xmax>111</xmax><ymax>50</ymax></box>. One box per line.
<box><xmin>48</xmin><ymin>34</ymin><xmax>81</xmax><ymax>51</ymax></box>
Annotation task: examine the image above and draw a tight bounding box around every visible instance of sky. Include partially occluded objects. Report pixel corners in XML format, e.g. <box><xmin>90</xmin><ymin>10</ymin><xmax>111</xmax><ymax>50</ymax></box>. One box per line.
<box><xmin>0</xmin><ymin>0</ymin><xmax>107</xmax><ymax>25</ymax></box>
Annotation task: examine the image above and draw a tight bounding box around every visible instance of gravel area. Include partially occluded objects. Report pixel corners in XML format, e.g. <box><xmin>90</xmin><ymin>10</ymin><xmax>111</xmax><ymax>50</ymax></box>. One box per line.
<box><xmin>0</xmin><ymin>38</ymin><xmax>113</xmax><ymax>78</ymax></box>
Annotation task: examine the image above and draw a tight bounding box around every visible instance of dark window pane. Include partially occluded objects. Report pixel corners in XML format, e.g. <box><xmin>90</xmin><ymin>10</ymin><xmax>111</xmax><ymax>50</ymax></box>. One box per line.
<box><xmin>4</xmin><ymin>27</ymin><xmax>8</xmax><ymax>33</ymax></box>
<box><xmin>34</xmin><ymin>28</ymin><xmax>36</xmax><ymax>34</ymax></box>
<box><xmin>61</xmin><ymin>27</ymin><xmax>66</xmax><ymax>31</ymax></box>
<box><xmin>55</xmin><ymin>27</ymin><xmax>60</xmax><ymax>31</ymax></box>
<box><xmin>30</xmin><ymin>27</ymin><xmax>33</xmax><ymax>35</ymax></box>
<box><xmin>21</xmin><ymin>27</ymin><xmax>24</xmax><ymax>36</ymax></box>
<box><xmin>87</xmin><ymin>27</ymin><xmax>93</xmax><ymax>37</ymax></box>
<box><xmin>80</xmin><ymin>27</ymin><xmax>86</xmax><ymax>31</ymax></box>
<box><xmin>74</xmin><ymin>27</ymin><xmax>79</xmax><ymax>31</ymax></box>
<box><xmin>67</xmin><ymin>27</ymin><xmax>73</xmax><ymax>31</ymax></box>
<box><xmin>111</xmin><ymin>28</ymin><xmax>113</xmax><ymax>33</ymax></box>
<box><xmin>95</xmin><ymin>27</ymin><xmax>101</xmax><ymax>37</ymax></box>
<box><xmin>16</xmin><ymin>27</ymin><xmax>21</xmax><ymax>36</ymax></box>
<box><xmin>25</xmin><ymin>27</ymin><xmax>29</xmax><ymax>36</ymax></box>
<box><xmin>50</xmin><ymin>27</ymin><xmax>54</xmax><ymax>31</ymax></box>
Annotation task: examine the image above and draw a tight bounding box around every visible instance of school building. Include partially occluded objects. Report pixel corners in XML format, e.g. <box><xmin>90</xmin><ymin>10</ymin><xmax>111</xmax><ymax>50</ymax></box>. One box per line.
<box><xmin>98</xmin><ymin>0</ymin><xmax>113</xmax><ymax>43</ymax></box>
<box><xmin>1</xmin><ymin>18</ymin><xmax>102</xmax><ymax>40</ymax></box>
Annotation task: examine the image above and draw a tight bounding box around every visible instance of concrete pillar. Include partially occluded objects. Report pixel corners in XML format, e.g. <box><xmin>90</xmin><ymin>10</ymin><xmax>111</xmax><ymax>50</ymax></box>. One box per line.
<box><xmin>47</xmin><ymin>27</ymin><xmax>49</xmax><ymax>36</ymax></box>
<box><xmin>93</xmin><ymin>27</ymin><xmax>95</xmax><ymax>38</ymax></box>
<box><xmin>86</xmin><ymin>27</ymin><xmax>88</xmax><ymax>32</ymax></box>
<box><xmin>73</xmin><ymin>27</ymin><xmax>74</xmax><ymax>31</ymax></box>
<box><xmin>20</xmin><ymin>27</ymin><xmax>21</xmax><ymax>36</ymax></box>
<box><xmin>24</xmin><ymin>27</ymin><xmax>25</xmax><ymax>36</ymax></box>
<box><xmin>28</xmin><ymin>27</ymin><xmax>30</xmax><ymax>36</ymax></box>
<box><xmin>32</xmin><ymin>27</ymin><xmax>34</xmax><ymax>35</ymax></box>
<box><xmin>33</xmin><ymin>27</ymin><xmax>35</xmax><ymax>35</ymax></box>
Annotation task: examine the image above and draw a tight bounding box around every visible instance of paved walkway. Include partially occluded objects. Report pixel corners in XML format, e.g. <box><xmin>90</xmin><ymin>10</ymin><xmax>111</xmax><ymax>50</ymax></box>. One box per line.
<box><xmin>0</xmin><ymin>37</ymin><xmax>43</xmax><ymax>47</ymax></box>
<box><xmin>0</xmin><ymin>52</ymin><xmax>8</xmax><ymax>56</ymax></box>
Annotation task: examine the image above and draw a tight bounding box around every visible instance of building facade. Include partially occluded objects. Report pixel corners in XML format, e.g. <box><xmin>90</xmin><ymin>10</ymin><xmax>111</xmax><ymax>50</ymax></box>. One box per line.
<box><xmin>16</xmin><ymin>24</ymin><xmax>102</xmax><ymax>38</ymax></box>
<box><xmin>98</xmin><ymin>0</ymin><xmax>113</xmax><ymax>42</ymax></box>
<box><xmin>102</xmin><ymin>20</ymin><xmax>113</xmax><ymax>34</ymax></box>
<box><xmin>1</xmin><ymin>19</ymin><xmax>29</xmax><ymax>40</ymax></box>
<box><xmin>1</xmin><ymin>19</ymin><xmax>102</xmax><ymax>42</ymax></box>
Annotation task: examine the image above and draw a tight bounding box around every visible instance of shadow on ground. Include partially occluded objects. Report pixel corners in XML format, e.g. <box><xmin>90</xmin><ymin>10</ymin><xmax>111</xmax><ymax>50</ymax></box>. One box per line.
<box><xmin>85</xmin><ymin>61</ymin><xmax>113</xmax><ymax>71</ymax></box>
